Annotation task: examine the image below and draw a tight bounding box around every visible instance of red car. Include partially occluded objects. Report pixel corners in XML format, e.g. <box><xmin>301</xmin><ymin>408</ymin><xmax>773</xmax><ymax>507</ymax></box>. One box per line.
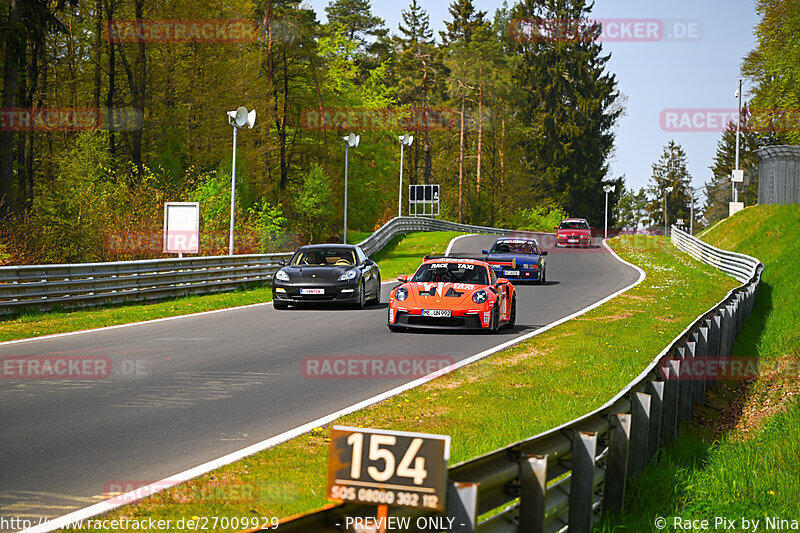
<box><xmin>555</xmin><ymin>218</ymin><xmax>593</xmax><ymax>248</ymax></box>
<box><xmin>388</xmin><ymin>257</ymin><xmax>516</xmax><ymax>332</ymax></box>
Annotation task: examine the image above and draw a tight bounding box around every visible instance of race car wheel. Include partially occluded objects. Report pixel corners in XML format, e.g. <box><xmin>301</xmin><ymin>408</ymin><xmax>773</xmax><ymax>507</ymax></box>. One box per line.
<box><xmin>489</xmin><ymin>305</ymin><xmax>500</xmax><ymax>332</ymax></box>
<box><xmin>503</xmin><ymin>296</ymin><xmax>517</xmax><ymax>329</ymax></box>
<box><xmin>357</xmin><ymin>281</ymin><xmax>366</xmax><ymax>309</ymax></box>
<box><xmin>273</xmin><ymin>300</ymin><xmax>289</xmax><ymax>310</ymax></box>
<box><xmin>368</xmin><ymin>275</ymin><xmax>381</xmax><ymax>305</ymax></box>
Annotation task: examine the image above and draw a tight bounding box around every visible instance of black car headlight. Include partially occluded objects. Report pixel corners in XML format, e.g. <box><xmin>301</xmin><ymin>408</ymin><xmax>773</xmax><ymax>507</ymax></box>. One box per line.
<box><xmin>395</xmin><ymin>287</ymin><xmax>408</xmax><ymax>301</ymax></box>
<box><xmin>338</xmin><ymin>269</ymin><xmax>358</xmax><ymax>282</ymax></box>
<box><xmin>472</xmin><ymin>290</ymin><xmax>488</xmax><ymax>304</ymax></box>
<box><xmin>275</xmin><ymin>269</ymin><xmax>290</xmax><ymax>282</ymax></box>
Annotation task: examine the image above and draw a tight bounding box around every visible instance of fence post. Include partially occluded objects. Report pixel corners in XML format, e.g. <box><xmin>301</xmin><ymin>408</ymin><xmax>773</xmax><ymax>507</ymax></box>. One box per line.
<box><xmin>662</xmin><ymin>359</ymin><xmax>680</xmax><ymax>445</ymax></box>
<box><xmin>629</xmin><ymin>392</ymin><xmax>651</xmax><ymax>476</ymax></box>
<box><xmin>446</xmin><ymin>481</ymin><xmax>479</xmax><ymax>533</ymax></box>
<box><xmin>603</xmin><ymin>414</ymin><xmax>632</xmax><ymax>514</ymax></box>
<box><xmin>675</xmin><ymin>343</ymin><xmax>694</xmax><ymax>424</ymax></box>
<box><xmin>709</xmin><ymin>314</ymin><xmax>723</xmax><ymax>389</ymax></box>
<box><xmin>694</xmin><ymin>326</ymin><xmax>709</xmax><ymax>405</ymax></box>
<box><xmin>519</xmin><ymin>455</ymin><xmax>548</xmax><ymax>533</ymax></box>
<box><xmin>645</xmin><ymin>381</ymin><xmax>664</xmax><ymax>463</ymax></box>
<box><xmin>568</xmin><ymin>431</ymin><xmax>598</xmax><ymax>532</ymax></box>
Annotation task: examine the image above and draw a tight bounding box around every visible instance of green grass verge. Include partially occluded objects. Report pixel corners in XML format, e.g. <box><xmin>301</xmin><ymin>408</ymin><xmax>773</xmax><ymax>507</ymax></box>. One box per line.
<box><xmin>597</xmin><ymin>204</ymin><xmax>800</xmax><ymax>531</ymax></box>
<box><xmin>64</xmin><ymin>235</ymin><xmax>739</xmax><ymax>531</ymax></box>
<box><xmin>0</xmin><ymin>232</ymin><xmax>458</xmax><ymax>343</ymax></box>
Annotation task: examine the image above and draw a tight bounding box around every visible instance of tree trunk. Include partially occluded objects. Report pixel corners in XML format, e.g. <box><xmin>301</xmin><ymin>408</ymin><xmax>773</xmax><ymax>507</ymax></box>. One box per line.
<box><xmin>93</xmin><ymin>0</ymin><xmax>103</xmax><ymax>110</ymax></box>
<box><xmin>105</xmin><ymin>0</ymin><xmax>117</xmax><ymax>167</ymax></box>
<box><xmin>0</xmin><ymin>0</ymin><xmax>22</xmax><ymax>214</ymax></box>
<box><xmin>500</xmin><ymin>98</ymin><xmax>505</xmax><ymax>189</ymax></box>
<box><xmin>476</xmin><ymin>73</ymin><xmax>483</xmax><ymax>195</ymax></box>
<box><xmin>458</xmin><ymin>96</ymin><xmax>465</xmax><ymax>224</ymax></box>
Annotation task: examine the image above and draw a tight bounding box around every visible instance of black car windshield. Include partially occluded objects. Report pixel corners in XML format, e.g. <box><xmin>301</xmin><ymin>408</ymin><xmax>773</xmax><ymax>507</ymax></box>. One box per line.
<box><xmin>490</xmin><ymin>240</ymin><xmax>539</xmax><ymax>254</ymax></box>
<box><xmin>412</xmin><ymin>262</ymin><xmax>489</xmax><ymax>285</ymax></box>
<box><xmin>559</xmin><ymin>221</ymin><xmax>590</xmax><ymax>229</ymax></box>
<box><xmin>290</xmin><ymin>248</ymin><xmax>355</xmax><ymax>266</ymax></box>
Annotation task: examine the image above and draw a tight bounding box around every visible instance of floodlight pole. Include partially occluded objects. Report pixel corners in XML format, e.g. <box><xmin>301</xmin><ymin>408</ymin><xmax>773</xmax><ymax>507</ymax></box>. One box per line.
<box><xmin>398</xmin><ymin>141</ymin><xmax>405</xmax><ymax>218</ymax></box>
<box><xmin>663</xmin><ymin>186</ymin><xmax>673</xmax><ymax>237</ymax></box>
<box><xmin>734</xmin><ymin>78</ymin><xmax>742</xmax><ymax>203</ymax></box>
<box><xmin>344</xmin><ymin>143</ymin><xmax>349</xmax><ymax>244</ymax></box>
<box><xmin>229</xmin><ymin>125</ymin><xmax>238</xmax><ymax>255</ymax></box>
<box><xmin>602</xmin><ymin>185</ymin><xmax>615</xmax><ymax>240</ymax></box>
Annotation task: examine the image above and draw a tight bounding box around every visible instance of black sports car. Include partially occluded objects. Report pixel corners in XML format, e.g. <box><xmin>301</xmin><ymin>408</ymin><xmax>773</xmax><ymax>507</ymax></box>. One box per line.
<box><xmin>271</xmin><ymin>244</ymin><xmax>381</xmax><ymax>309</ymax></box>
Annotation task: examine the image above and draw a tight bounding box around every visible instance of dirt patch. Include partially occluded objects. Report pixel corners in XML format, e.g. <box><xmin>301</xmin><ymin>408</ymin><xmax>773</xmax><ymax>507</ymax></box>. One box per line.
<box><xmin>657</xmin><ymin>315</ymin><xmax>681</xmax><ymax>323</ymax></box>
<box><xmin>618</xmin><ymin>293</ymin><xmax>655</xmax><ymax>303</ymax></box>
<box><xmin>491</xmin><ymin>346</ymin><xmax>552</xmax><ymax>366</ymax></box>
<box><xmin>574</xmin><ymin>312</ymin><xmax>634</xmax><ymax>322</ymax></box>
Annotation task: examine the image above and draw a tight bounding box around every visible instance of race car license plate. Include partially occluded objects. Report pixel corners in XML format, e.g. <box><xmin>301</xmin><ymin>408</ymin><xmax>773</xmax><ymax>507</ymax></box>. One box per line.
<box><xmin>568</xmin><ymin>238</ymin><xmax>578</xmax><ymax>243</ymax></box>
<box><xmin>422</xmin><ymin>309</ymin><xmax>452</xmax><ymax>317</ymax></box>
<box><xmin>503</xmin><ymin>270</ymin><xmax>520</xmax><ymax>276</ymax></box>
<box><xmin>300</xmin><ymin>288</ymin><xmax>325</xmax><ymax>295</ymax></box>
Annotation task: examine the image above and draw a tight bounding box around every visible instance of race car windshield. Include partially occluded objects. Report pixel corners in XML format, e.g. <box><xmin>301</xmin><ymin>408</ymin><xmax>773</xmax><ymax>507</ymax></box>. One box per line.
<box><xmin>412</xmin><ymin>263</ymin><xmax>489</xmax><ymax>285</ymax></box>
<box><xmin>559</xmin><ymin>221</ymin><xmax>590</xmax><ymax>230</ymax></box>
<box><xmin>291</xmin><ymin>248</ymin><xmax>355</xmax><ymax>266</ymax></box>
<box><xmin>491</xmin><ymin>241</ymin><xmax>539</xmax><ymax>254</ymax></box>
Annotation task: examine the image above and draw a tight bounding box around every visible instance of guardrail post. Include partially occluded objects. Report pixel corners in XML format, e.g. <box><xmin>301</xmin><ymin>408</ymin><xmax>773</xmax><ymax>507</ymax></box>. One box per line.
<box><xmin>693</xmin><ymin>326</ymin><xmax>709</xmax><ymax>405</ymax></box>
<box><xmin>718</xmin><ymin>307</ymin><xmax>732</xmax><ymax>359</ymax></box>
<box><xmin>736</xmin><ymin>292</ymin><xmax>746</xmax><ymax>333</ymax></box>
<box><xmin>709</xmin><ymin>314</ymin><xmax>722</xmax><ymax>389</ymax></box>
<box><xmin>629</xmin><ymin>392</ymin><xmax>651</xmax><ymax>477</ymax></box>
<box><xmin>662</xmin><ymin>359</ymin><xmax>680</xmax><ymax>445</ymax></box>
<box><xmin>568</xmin><ymin>431</ymin><xmax>597</xmax><ymax>532</ymax></box>
<box><xmin>519</xmin><ymin>455</ymin><xmax>548</xmax><ymax>533</ymax></box>
<box><xmin>446</xmin><ymin>481</ymin><xmax>479</xmax><ymax>533</ymax></box>
<box><xmin>679</xmin><ymin>342</ymin><xmax>696</xmax><ymax>422</ymax></box>
<box><xmin>645</xmin><ymin>381</ymin><xmax>664</xmax><ymax>463</ymax></box>
<box><xmin>603</xmin><ymin>413</ymin><xmax>631</xmax><ymax>514</ymax></box>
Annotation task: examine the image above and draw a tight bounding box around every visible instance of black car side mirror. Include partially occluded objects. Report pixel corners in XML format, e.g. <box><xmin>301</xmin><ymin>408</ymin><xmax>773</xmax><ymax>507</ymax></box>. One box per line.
<box><xmin>364</xmin><ymin>258</ymin><xmax>375</xmax><ymax>266</ymax></box>
<box><xmin>278</xmin><ymin>259</ymin><xmax>287</xmax><ymax>266</ymax></box>
<box><xmin>541</xmin><ymin>250</ymin><xmax>548</xmax><ymax>256</ymax></box>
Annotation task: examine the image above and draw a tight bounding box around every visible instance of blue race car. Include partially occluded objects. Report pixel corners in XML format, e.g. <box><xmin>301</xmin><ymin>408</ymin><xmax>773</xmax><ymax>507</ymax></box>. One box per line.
<box><xmin>482</xmin><ymin>238</ymin><xmax>548</xmax><ymax>284</ymax></box>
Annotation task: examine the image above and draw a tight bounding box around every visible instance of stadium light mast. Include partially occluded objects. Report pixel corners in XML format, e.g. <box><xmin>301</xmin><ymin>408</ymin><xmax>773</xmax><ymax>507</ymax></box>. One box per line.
<box><xmin>226</xmin><ymin>106</ymin><xmax>256</xmax><ymax>255</ymax></box>
<box><xmin>398</xmin><ymin>134</ymin><xmax>413</xmax><ymax>217</ymax></box>
<box><xmin>664</xmin><ymin>186</ymin><xmax>674</xmax><ymax>237</ymax></box>
<box><xmin>342</xmin><ymin>133</ymin><xmax>360</xmax><ymax>244</ymax></box>
<box><xmin>603</xmin><ymin>184</ymin><xmax>615</xmax><ymax>239</ymax></box>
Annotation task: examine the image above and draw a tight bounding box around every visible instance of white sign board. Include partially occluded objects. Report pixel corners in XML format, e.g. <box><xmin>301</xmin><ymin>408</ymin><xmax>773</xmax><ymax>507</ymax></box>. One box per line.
<box><xmin>163</xmin><ymin>202</ymin><xmax>199</xmax><ymax>254</ymax></box>
<box><xmin>731</xmin><ymin>169</ymin><xmax>744</xmax><ymax>183</ymax></box>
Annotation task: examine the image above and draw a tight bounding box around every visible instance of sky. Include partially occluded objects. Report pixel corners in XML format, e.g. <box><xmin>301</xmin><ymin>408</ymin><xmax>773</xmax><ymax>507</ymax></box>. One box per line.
<box><xmin>305</xmin><ymin>0</ymin><xmax>760</xmax><ymax>200</ymax></box>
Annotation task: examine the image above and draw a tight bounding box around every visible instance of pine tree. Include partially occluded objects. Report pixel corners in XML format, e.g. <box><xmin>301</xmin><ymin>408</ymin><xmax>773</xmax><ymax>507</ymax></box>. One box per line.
<box><xmin>646</xmin><ymin>141</ymin><xmax>693</xmax><ymax>230</ymax></box>
<box><xmin>510</xmin><ymin>0</ymin><xmax>621</xmax><ymax>224</ymax></box>
<box><xmin>440</xmin><ymin>0</ymin><xmax>487</xmax><ymax>45</ymax></box>
<box><xmin>324</xmin><ymin>0</ymin><xmax>386</xmax><ymax>46</ymax></box>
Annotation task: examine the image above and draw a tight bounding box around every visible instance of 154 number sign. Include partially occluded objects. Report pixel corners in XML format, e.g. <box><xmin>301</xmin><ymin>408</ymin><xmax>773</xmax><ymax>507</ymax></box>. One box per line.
<box><xmin>326</xmin><ymin>426</ymin><xmax>451</xmax><ymax>511</ymax></box>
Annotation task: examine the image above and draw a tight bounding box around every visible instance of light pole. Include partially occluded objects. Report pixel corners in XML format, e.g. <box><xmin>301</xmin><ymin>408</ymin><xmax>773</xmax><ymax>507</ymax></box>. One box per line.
<box><xmin>342</xmin><ymin>133</ymin><xmax>360</xmax><ymax>244</ymax></box>
<box><xmin>226</xmin><ymin>106</ymin><xmax>256</xmax><ymax>255</ymax></box>
<box><xmin>603</xmin><ymin>184</ymin><xmax>615</xmax><ymax>239</ymax></box>
<box><xmin>398</xmin><ymin>134</ymin><xmax>413</xmax><ymax>217</ymax></box>
<box><xmin>733</xmin><ymin>79</ymin><xmax>742</xmax><ymax>203</ymax></box>
<box><xmin>664</xmin><ymin>186</ymin><xmax>674</xmax><ymax>237</ymax></box>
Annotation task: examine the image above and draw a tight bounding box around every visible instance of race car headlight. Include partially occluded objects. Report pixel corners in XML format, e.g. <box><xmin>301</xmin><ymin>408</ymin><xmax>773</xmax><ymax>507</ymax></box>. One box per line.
<box><xmin>395</xmin><ymin>287</ymin><xmax>408</xmax><ymax>301</ymax></box>
<box><xmin>275</xmin><ymin>269</ymin><xmax>290</xmax><ymax>282</ymax></box>
<box><xmin>338</xmin><ymin>269</ymin><xmax>358</xmax><ymax>281</ymax></box>
<box><xmin>472</xmin><ymin>290</ymin><xmax>488</xmax><ymax>304</ymax></box>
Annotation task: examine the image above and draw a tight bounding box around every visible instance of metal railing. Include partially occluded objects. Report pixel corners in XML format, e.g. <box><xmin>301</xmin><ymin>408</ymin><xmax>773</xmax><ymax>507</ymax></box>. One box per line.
<box><xmin>274</xmin><ymin>226</ymin><xmax>763</xmax><ymax>533</ymax></box>
<box><xmin>0</xmin><ymin>217</ymin><xmax>510</xmax><ymax>315</ymax></box>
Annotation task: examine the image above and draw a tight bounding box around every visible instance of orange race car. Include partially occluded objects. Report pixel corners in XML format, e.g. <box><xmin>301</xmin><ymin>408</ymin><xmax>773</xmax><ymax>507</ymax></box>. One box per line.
<box><xmin>387</xmin><ymin>257</ymin><xmax>516</xmax><ymax>332</ymax></box>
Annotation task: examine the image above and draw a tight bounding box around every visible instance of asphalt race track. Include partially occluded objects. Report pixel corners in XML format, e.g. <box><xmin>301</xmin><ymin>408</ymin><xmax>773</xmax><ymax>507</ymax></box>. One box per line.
<box><xmin>0</xmin><ymin>234</ymin><xmax>640</xmax><ymax>522</ymax></box>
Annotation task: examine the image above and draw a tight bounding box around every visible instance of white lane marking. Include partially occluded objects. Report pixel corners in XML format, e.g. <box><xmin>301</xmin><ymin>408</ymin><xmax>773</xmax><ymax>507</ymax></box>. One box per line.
<box><xmin>444</xmin><ymin>233</ymin><xmax>476</xmax><ymax>256</ymax></box>
<box><xmin>21</xmin><ymin>236</ymin><xmax>646</xmax><ymax>533</ymax></box>
<box><xmin>0</xmin><ymin>281</ymin><xmax>399</xmax><ymax>348</ymax></box>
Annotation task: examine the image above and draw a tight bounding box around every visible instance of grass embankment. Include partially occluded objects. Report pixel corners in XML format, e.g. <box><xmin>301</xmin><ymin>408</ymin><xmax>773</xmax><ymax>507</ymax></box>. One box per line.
<box><xmin>68</xmin><ymin>235</ymin><xmax>739</xmax><ymax>531</ymax></box>
<box><xmin>0</xmin><ymin>231</ymin><xmax>458</xmax><ymax>343</ymax></box>
<box><xmin>598</xmin><ymin>204</ymin><xmax>800</xmax><ymax>531</ymax></box>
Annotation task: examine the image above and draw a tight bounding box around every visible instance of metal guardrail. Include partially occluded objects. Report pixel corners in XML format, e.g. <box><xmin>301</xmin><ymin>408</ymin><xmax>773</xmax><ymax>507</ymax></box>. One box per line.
<box><xmin>273</xmin><ymin>226</ymin><xmax>764</xmax><ymax>533</ymax></box>
<box><xmin>0</xmin><ymin>217</ymin><xmax>510</xmax><ymax>315</ymax></box>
